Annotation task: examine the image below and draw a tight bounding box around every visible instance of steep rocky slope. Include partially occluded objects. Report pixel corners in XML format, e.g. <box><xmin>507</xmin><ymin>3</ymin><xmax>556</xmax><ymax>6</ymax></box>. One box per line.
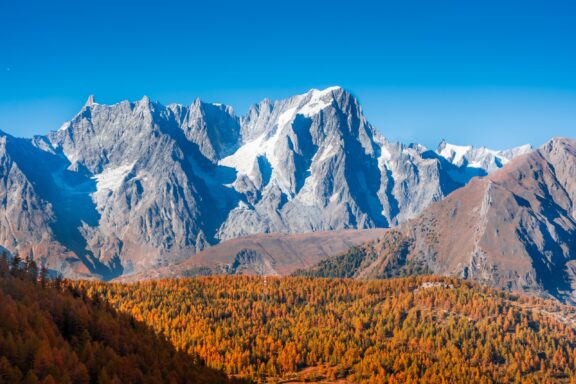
<box><xmin>302</xmin><ymin>138</ymin><xmax>576</xmax><ymax>302</ymax></box>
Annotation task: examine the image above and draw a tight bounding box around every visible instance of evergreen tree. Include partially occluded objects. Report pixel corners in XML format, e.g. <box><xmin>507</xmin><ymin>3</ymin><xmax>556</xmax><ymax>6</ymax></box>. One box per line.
<box><xmin>10</xmin><ymin>253</ymin><xmax>22</xmax><ymax>277</ymax></box>
<box><xmin>0</xmin><ymin>251</ymin><xmax>9</xmax><ymax>277</ymax></box>
<box><xmin>39</xmin><ymin>265</ymin><xmax>49</xmax><ymax>288</ymax></box>
<box><xmin>53</xmin><ymin>273</ymin><xmax>64</xmax><ymax>290</ymax></box>
<box><xmin>25</xmin><ymin>254</ymin><xmax>39</xmax><ymax>283</ymax></box>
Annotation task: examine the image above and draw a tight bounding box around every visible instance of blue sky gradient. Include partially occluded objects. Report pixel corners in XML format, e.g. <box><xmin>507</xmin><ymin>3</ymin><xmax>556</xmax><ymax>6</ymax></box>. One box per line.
<box><xmin>1</xmin><ymin>0</ymin><xmax>574</xmax><ymax>149</ymax></box>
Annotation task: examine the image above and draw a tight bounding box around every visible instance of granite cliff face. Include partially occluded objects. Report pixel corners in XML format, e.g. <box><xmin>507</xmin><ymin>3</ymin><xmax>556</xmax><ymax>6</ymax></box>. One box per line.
<box><xmin>218</xmin><ymin>86</ymin><xmax>455</xmax><ymax>239</ymax></box>
<box><xmin>0</xmin><ymin>87</ymin><xmax>530</xmax><ymax>278</ymax></box>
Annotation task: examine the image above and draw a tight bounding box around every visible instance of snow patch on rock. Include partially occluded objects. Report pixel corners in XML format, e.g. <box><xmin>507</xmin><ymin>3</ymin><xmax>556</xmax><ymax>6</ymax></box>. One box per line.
<box><xmin>93</xmin><ymin>163</ymin><xmax>135</xmax><ymax>193</ymax></box>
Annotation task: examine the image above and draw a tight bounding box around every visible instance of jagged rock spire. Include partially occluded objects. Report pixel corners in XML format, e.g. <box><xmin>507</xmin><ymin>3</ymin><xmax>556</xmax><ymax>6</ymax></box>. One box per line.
<box><xmin>85</xmin><ymin>95</ymin><xmax>96</xmax><ymax>107</ymax></box>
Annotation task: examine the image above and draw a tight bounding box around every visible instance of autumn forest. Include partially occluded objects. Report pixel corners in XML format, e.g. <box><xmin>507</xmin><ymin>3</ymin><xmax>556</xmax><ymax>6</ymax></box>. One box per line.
<box><xmin>2</xmin><ymin>254</ymin><xmax>576</xmax><ymax>383</ymax></box>
<box><xmin>77</xmin><ymin>276</ymin><xmax>576</xmax><ymax>383</ymax></box>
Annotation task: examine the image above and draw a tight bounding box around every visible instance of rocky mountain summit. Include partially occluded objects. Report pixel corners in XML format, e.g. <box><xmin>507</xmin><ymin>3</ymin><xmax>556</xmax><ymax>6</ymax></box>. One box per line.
<box><xmin>0</xmin><ymin>87</ymin><xmax>532</xmax><ymax>278</ymax></box>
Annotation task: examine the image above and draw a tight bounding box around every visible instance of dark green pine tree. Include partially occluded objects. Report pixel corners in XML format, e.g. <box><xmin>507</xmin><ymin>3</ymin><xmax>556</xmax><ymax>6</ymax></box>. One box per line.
<box><xmin>10</xmin><ymin>253</ymin><xmax>22</xmax><ymax>278</ymax></box>
<box><xmin>25</xmin><ymin>254</ymin><xmax>39</xmax><ymax>283</ymax></box>
<box><xmin>0</xmin><ymin>251</ymin><xmax>9</xmax><ymax>277</ymax></box>
<box><xmin>39</xmin><ymin>264</ymin><xmax>49</xmax><ymax>288</ymax></box>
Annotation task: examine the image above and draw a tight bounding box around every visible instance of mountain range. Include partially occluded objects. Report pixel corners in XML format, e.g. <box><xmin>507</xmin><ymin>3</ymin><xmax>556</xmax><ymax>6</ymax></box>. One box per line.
<box><xmin>2</xmin><ymin>87</ymin><xmax>565</xmax><ymax>301</ymax></box>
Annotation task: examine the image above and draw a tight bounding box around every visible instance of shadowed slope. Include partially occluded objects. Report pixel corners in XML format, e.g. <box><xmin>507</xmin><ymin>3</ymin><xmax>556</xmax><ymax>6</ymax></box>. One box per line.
<box><xmin>0</xmin><ymin>274</ymin><xmax>237</xmax><ymax>383</ymax></box>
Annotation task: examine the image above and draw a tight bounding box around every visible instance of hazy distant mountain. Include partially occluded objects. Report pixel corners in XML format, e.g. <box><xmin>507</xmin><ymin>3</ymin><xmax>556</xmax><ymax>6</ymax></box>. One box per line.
<box><xmin>302</xmin><ymin>138</ymin><xmax>576</xmax><ymax>303</ymax></box>
<box><xmin>436</xmin><ymin>140</ymin><xmax>532</xmax><ymax>183</ymax></box>
<box><xmin>0</xmin><ymin>87</ymin><xmax>533</xmax><ymax>279</ymax></box>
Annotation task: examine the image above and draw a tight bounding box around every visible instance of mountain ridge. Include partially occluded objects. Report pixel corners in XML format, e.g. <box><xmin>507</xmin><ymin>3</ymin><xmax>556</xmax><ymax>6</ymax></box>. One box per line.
<box><xmin>299</xmin><ymin>137</ymin><xmax>576</xmax><ymax>303</ymax></box>
<box><xmin>0</xmin><ymin>87</ymin><xmax>535</xmax><ymax>279</ymax></box>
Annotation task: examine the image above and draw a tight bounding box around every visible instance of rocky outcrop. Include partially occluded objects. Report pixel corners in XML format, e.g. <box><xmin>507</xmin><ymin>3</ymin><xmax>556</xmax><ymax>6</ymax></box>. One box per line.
<box><xmin>218</xmin><ymin>87</ymin><xmax>476</xmax><ymax>237</ymax></box>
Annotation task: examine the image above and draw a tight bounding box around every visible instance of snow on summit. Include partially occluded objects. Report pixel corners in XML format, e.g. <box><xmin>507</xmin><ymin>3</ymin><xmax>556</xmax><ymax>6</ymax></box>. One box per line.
<box><xmin>436</xmin><ymin>140</ymin><xmax>532</xmax><ymax>172</ymax></box>
<box><xmin>219</xmin><ymin>86</ymin><xmax>342</xmax><ymax>184</ymax></box>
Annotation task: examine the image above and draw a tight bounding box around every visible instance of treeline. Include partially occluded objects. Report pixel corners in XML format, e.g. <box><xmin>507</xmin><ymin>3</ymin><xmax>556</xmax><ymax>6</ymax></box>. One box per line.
<box><xmin>75</xmin><ymin>275</ymin><xmax>576</xmax><ymax>383</ymax></box>
<box><xmin>0</xmin><ymin>257</ymin><xmax>236</xmax><ymax>384</ymax></box>
<box><xmin>293</xmin><ymin>246</ymin><xmax>372</xmax><ymax>278</ymax></box>
<box><xmin>0</xmin><ymin>252</ymin><xmax>50</xmax><ymax>287</ymax></box>
<box><xmin>293</xmin><ymin>230</ymin><xmax>428</xmax><ymax>279</ymax></box>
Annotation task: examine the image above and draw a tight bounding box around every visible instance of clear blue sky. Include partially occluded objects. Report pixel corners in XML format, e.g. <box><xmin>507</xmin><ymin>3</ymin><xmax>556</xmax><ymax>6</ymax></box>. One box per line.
<box><xmin>1</xmin><ymin>0</ymin><xmax>574</xmax><ymax>149</ymax></box>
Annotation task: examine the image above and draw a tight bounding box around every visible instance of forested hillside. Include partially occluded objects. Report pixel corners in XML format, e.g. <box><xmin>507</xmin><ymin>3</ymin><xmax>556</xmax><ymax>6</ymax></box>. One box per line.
<box><xmin>76</xmin><ymin>276</ymin><xmax>576</xmax><ymax>383</ymax></box>
<box><xmin>0</xmin><ymin>255</ymin><xmax>234</xmax><ymax>384</ymax></box>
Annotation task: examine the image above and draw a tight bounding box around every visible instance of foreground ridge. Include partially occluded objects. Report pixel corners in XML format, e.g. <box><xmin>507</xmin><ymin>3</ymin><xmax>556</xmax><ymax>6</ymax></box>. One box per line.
<box><xmin>0</xmin><ymin>271</ymin><xmax>234</xmax><ymax>383</ymax></box>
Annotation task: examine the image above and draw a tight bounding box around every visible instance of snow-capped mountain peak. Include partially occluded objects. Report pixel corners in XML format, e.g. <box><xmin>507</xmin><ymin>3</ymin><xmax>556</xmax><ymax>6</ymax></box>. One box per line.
<box><xmin>277</xmin><ymin>86</ymin><xmax>340</xmax><ymax>126</ymax></box>
<box><xmin>220</xmin><ymin>86</ymin><xmax>344</xmax><ymax>185</ymax></box>
<box><xmin>437</xmin><ymin>140</ymin><xmax>533</xmax><ymax>174</ymax></box>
